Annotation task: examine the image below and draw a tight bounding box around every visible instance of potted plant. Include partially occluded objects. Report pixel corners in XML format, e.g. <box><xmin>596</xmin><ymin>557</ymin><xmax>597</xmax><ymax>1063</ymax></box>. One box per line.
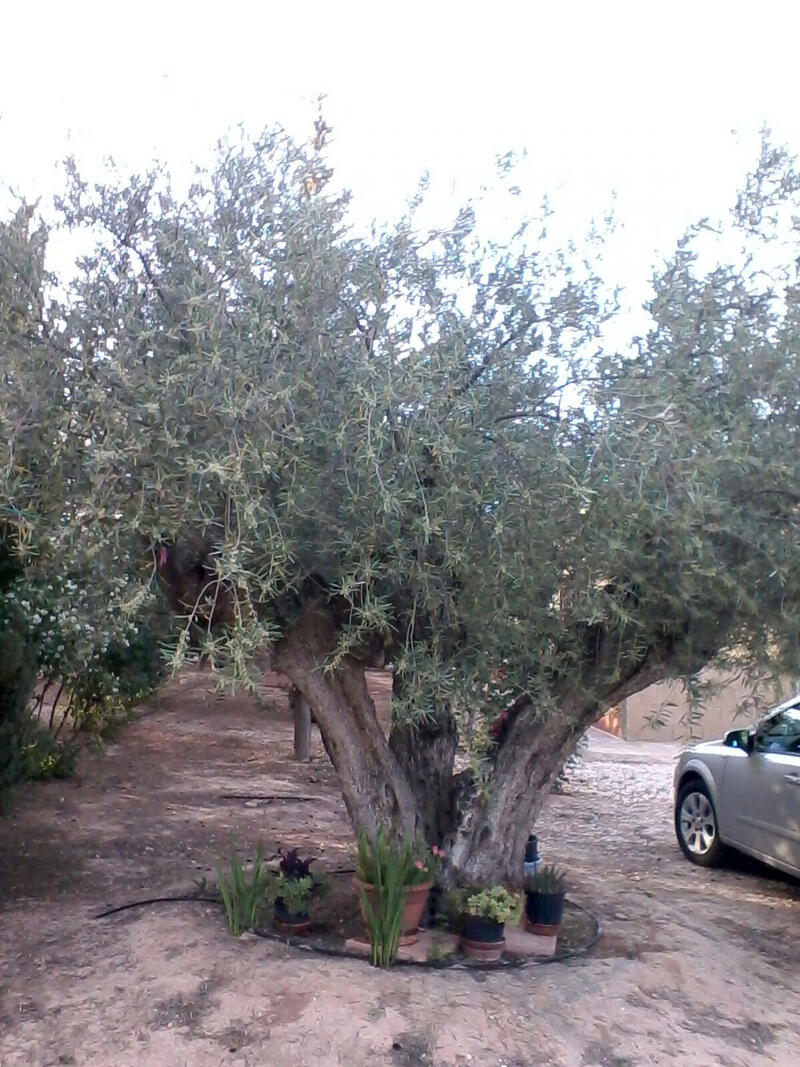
<box><xmin>457</xmin><ymin>885</ymin><xmax>521</xmax><ymax>962</ymax></box>
<box><xmin>354</xmin><ymin>829</ymin><xmax>443</xmax><ymax>949</ymax></box>
<box><xmin>524</xmin><ymin>863</ymin><xmax>566</xmax><ymax>936</ymax></box>
<box><xmin>273</xmin><ymin>848</ymin><xmax>317</xmax><ymax>936</ymax></box>
<box><xmin>277</xmin><ymin>848</ymin><xmax>315</xmax><ymax>882</ymax></box>
<box><xmin>357</xmin><ymin>843</ymin><xmax>407</xmax><ymax>967</ymax></box>
<box><xmin>273</xmin><ymin>872</ymin><xmax>313</xmax><ymax>935</ymax></box>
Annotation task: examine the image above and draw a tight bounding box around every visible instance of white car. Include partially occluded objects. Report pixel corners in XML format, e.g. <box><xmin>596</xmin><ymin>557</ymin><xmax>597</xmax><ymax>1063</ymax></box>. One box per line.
<box><xmin>673</xmin><ymin>695</ymin><xmax>800</xmax><ymax>877</ymax></box>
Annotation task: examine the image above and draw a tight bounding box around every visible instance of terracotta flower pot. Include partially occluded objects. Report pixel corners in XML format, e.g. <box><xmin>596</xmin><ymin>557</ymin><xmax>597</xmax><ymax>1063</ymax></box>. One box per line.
<box><xmin>273</xmin><ymin>899</ymin><xmax>311</xmax><ymax>936</ymax></box>
<box><xmin>354</xmin><ymin>877</ymin><xmax>433</xmax><ymax>945</ymax></box>
<box><xmin>273</xmin><ymin>916</ymin><xmax>311</xmax><ymax>936</ymax></box>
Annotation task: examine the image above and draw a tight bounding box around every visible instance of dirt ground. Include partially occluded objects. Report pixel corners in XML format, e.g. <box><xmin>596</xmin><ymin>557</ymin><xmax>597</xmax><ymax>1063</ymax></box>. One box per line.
<box><xmin>1</xmin><ymin>671</ymin><xmax>798</xmax><ymax>1067</ymax></box>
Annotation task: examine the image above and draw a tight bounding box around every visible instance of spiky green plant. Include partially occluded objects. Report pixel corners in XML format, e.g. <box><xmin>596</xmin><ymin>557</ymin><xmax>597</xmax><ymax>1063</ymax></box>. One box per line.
<box><xmin>356</xmin><ymin>827</ymin><xmax>438</xmax><ymax>887</ymax></box>
<box><xmin>215</xmin><ymin>842</ymin><xmax>269</xmax><ymax>935</ymax></box>
<box><xmin>524</xmin><ymin>863</ymin><xmax>567</xmax><ymax>895</ymax></box>
<box><xmin>359</xmin><ymin>841</ymin><xmax>406</xmax><ymax>968</ymax></box>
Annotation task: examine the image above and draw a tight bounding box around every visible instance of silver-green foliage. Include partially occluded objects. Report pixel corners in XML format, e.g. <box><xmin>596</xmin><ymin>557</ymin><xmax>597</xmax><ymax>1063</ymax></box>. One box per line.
<box><xmin>47</xmin><ymin>128</ymin><xmax>800</xmax><ymax>720</ymax></box>
<box><xmin>3</xmin><ymin>125</ymin><xmax>800</xmax><ymax>841</ymax></box>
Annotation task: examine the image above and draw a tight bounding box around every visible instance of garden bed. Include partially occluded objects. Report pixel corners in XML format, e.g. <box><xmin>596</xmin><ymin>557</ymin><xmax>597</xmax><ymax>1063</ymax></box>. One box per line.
<box><xmin>247</xmin><ymin>870</ymin><xmax>599</xmax><ymax>968</ymax></box>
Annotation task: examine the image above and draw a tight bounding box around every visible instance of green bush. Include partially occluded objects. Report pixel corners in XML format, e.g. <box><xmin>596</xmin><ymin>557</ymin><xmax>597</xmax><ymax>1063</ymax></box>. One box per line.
<box><xmin>0</xmin><ymin>609</ymin><xmax>76</xmax><ymax>802</ymax></box>
<box><xmin>65</xmin><ymin>601</ymin><xmax>171</xmax><ymax>735</ymax></box>
<box><xmin>275</xmin><ymin>873</ymin><xmax>313</xmax><ymax>916</ymax></box>
<box><xmin>0</xmin><ymin>522</ymin><xmax>172</xmax><ymax>801</ymax></box>
<box><xmin>0</xmin><ymin>530</ymin><xmax>45</xmax><ymax>800</ymax></box>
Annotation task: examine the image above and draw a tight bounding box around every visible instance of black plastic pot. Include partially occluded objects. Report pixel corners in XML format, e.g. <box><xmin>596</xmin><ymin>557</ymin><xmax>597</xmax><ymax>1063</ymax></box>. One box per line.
<box><xmin>524</xmin><ymin>834</ymin><xmax>539</xmax><ymax>865</ymax></box>
<box><xmin>274</xmin><ymin>898</ymin><xmax>310</xmax><ymax>932</ymax></box>
<box><xmin>461</xmin><ymin>916</ymin><xmax>505</xmax><ymax>943</ymax></box>
<box><xmin>525</xmin><ymin>890</ymin><xmax>565</xmax><ymax>934</ymax></box>
<box><xmin>460</xmin><ymin>916</ymin><xmax>506</xmax><ymax>962</ymax></box>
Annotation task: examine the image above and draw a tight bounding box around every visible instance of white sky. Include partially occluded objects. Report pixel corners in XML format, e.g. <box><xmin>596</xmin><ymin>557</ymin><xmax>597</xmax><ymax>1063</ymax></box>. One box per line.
<box><xmin>2</xmin><ymin>0</ymin><xmax>799</xmax><ymax>317</ymax></box>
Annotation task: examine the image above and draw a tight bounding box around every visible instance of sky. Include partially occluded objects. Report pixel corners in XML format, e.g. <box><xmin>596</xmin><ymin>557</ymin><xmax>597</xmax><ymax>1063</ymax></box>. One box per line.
<box><xmin>2</xmin><ymin>0</ymin><xmax>799</xmax><ymax>320</ymax></box>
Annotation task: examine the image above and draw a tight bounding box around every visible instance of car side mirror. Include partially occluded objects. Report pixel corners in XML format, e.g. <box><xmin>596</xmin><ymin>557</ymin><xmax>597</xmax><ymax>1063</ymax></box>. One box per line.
<box><xmin>724</xmin><ymin>728</ymin><xmax>753</xmax><ymax>752</ymax></box>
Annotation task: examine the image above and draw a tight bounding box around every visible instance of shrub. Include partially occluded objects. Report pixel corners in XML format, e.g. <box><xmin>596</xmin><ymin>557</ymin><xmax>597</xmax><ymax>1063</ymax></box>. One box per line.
<box><xmin>0</xmin><ymin>528</ymin><xmax>57</xmax><ymax>800</ymax></box>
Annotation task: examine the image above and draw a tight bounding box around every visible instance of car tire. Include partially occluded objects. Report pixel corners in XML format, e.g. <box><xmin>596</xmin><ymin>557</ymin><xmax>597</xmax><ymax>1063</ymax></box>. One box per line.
<box><xmin>675</xmin><ymin>780</ymin><xmax>726</xmax><ymax>867</ymax></box>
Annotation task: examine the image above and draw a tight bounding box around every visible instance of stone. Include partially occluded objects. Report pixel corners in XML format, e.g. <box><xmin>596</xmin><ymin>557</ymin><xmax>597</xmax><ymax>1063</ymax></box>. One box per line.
<box><xmin>346</xmin><ymin>922</ymin><xmax>557</xmax><ymax>962</ymax></box>
<box><xmin>345</xmin><ymin>928</ymin><xmax>460</xmax><ymax>963</ymax></box>
<box><xmin>503</xmin><ymin>920</ymin><xmax>557</xmax><ymax>958</ymax></box>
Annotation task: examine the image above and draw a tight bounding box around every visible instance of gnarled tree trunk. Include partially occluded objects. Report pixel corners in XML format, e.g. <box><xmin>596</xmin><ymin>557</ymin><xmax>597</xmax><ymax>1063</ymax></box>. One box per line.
<box><xmin>275</xmin><ymin>607</ymin><xmax>421</xmax><ymax>839</ymax></box>
<box><xmin>274</xmin><ymin>607</ymin><xmax>666</xmax><ymax>887</ymax></box>
<box><xmin>444</xmin><ymin>702</ymin><xmax>588</xmax><ymax>887</ymax></box>
<box><xmin>389</xmin><ymin>694</ymin><xmax>459</xmax><ymax>847</ymax></box>
<box><xmin>440</xmin><ymin>666</ymin><xmax>663</xmax><ymax>886</ymax></box>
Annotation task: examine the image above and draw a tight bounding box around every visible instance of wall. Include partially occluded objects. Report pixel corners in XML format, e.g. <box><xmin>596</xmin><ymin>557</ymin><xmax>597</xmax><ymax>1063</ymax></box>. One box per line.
<box><xmin>599</xmin><ymin>670</ymin><xmax>798</xmax><ymax>742</ymax></box>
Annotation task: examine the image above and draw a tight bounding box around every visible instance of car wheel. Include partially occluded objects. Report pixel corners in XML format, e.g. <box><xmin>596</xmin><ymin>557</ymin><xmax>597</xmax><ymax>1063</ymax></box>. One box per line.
<box><xmin>675</xmin><ymin>781</ymin><xmax>725</xmax><ymax>867</ymax></box>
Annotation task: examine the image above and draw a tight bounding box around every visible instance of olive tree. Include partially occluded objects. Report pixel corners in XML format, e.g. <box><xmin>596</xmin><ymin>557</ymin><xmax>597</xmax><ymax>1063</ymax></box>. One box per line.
<box><xmin>38</xmin><ymin>129</ymin><xmax>800</xmax><ymax>883</ymax></box>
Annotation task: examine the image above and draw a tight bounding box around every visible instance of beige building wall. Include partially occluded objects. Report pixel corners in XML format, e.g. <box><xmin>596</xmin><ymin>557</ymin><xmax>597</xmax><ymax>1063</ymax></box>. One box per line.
<box><xmin>606</xmin><ymin>671</ymin><xmax>798</xmax><ymax>742</ymax></box>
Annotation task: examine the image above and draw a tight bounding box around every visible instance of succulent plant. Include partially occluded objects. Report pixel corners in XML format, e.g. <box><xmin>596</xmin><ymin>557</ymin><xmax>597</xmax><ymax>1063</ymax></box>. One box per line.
<box><xmin>448</xmin><ymin>884</ymin><xmax>522</xmax><ymax>925</ymax></box>
<box><xmin>524</xmin><ymin>863</ymin><xmax>566</xmax><ymax>894</ymax></box>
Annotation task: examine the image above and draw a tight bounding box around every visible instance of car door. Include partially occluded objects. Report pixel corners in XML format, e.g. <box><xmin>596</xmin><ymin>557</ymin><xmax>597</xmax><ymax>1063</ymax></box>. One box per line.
<box><xmin>758</xmin><ymin>748</ymin><xmax>800</xmax><ymax>873</ymax></box>
<box><xmin>722</xmin><ymin>704</ymin><xmax>800</xmax><ymax>873</ymax></box>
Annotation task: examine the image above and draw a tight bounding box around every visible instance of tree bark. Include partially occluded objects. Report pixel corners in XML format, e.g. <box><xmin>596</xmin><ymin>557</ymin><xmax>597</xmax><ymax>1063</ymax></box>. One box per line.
<box><xmin>442</xmin><ymin>666</ymin><xmax>662</xmax><ymax>887</ymax></box>
<box><xmin>275</xmin><ymin>607</ymin><xmax>421</xmax><ymax>840</ymax></box>
<box><xmin>388</xmin><ymin>668</ymin><xmax>459</xmax><ymax>846</ymax></box>
<box><xmin>289</xmin><ymin>686</ymin><xmax>312</xmax><ymax>761</ymax></box>
<box><xmin>277</xmin><ymin>606</ymin><xmax>665</xmax><ymax>886</ymax></box>
<box><xmin>389</xmin><ymin>704</ymin><xmax>458</xmax><ymax>846</ymax></box>
<box><xmin>443</xmin><ymin>700</ymin><xmax>588</xmax><ymax>887</ymax></box>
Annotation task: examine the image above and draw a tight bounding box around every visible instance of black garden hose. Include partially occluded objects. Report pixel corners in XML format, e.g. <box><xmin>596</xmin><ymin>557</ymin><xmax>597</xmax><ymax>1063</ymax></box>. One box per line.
<box><xmin>94</xmin><ymin>894</ymin><xmax>219</xmax><ymax>919</ymax></box>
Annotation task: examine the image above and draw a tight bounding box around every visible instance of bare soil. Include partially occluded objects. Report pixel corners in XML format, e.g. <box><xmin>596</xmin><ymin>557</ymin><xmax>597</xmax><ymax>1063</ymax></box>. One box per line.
<box><xmin>1</xmin><ymin>671</ymin><xmax>798</xmax><ymax>1066</ymax></box>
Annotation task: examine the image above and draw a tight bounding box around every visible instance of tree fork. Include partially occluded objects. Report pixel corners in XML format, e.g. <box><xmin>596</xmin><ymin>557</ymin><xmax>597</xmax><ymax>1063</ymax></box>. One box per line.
<box><xmin>389</xmin><ymin>701</ymin><xmax>459</xmax><ymax>846</ymax></box>
<box><xmin>444</xmin><ymin>663</ymin><xmax>664</xmax><ymax>887</ymax></box>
